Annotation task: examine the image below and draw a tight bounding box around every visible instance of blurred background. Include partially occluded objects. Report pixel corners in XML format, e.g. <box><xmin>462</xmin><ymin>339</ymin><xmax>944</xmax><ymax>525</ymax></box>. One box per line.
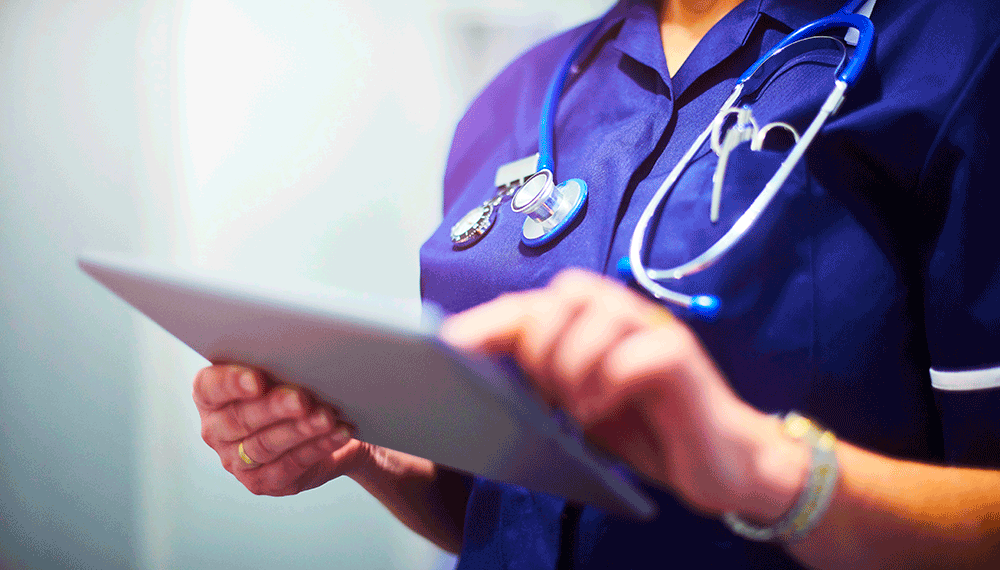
<box><xmin>0</xmin><ymin>0</ymin><xmax>611</xmax><ymax>569</ymax></box>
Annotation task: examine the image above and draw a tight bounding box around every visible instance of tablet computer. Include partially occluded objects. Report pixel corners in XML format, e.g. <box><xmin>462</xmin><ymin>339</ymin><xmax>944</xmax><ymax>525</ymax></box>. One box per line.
<box><xmin>78</xmin><ymin>251</ymin><xmax>656</xmax><ymax>519</ymax></box>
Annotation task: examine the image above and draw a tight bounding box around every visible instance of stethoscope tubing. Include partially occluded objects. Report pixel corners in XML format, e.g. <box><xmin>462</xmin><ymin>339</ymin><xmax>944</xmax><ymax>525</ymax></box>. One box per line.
<box><xmin>740</xmin><ymin>13</ymin><xmax>874</xmax><ymax>87</ymax></box>
<box><xmin>528</xmin><ymin>1</ymin><xmax>874</xmax><ymax>320</ymax></box>
<box><xmin>627</xmin><ymin>7</ymin><xmax>873</xmax><ymax>319</ymax></box>
<box><xmin>639</xmin><ymin>81</ymin><xmax>847</xmax><ymax>284</ymax></box>
<box><xmin>625</xmin><ymin>87</ymin><xmax>741</xmax><ymax>312</ymax></box>
<box><xmin>538</xmin><ymin>20</ymin><xmax>607</xmax><ymax>174</ymax></box>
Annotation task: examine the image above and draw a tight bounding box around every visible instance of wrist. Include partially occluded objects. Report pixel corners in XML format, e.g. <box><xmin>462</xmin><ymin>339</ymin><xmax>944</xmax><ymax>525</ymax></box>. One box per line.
<box><xmin>739</xmin><ymin>413</ymin><xmax>811</xmax><ymax>524</ymax></box>
<box><xmin>343</xmin><ymin>441</ymin><xmax>384</xmax><ymax>487</ymax></box>
<box><xmin>346</xmin><ymin>444</ymin><xmax>437</xmax><ymax>491</ymax></box>
<box><xmin>724</xmin><ymin>411</ymin><xmax>839</xmax><ymax>543</ymax></box>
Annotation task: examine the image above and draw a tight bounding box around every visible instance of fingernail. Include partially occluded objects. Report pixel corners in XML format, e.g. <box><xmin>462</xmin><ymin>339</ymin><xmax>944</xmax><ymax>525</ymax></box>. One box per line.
<box><xmin>330</xmin><ymin>426</ymin><xmax>351</xmax><ymax>446</ymax></box>
<box><xmin>239</xmin><ymin>372</ymin><xmax>256</xmax><ymax>394</ymax></box>
<box><xmin>279</xmin><ymin>389</ymin><xmax>302</xmax><ymax>413</ymax></box>
<box><xmin>310</xmin><ymin>412</ymin><xmax>329</xmax><ymax>431</ymax></box>
<box><xmin>285</xmin><ymin>393</ymin><xmax>302</xmax><ymax>413</ymax></box>
<box><xmin>438</xmin><ymin>315</ymin><xmax>465</xmax><ymax>343</ymax></box>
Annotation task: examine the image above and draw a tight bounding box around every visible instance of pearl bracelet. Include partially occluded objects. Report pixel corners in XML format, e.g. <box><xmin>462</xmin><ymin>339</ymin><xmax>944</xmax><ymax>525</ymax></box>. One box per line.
<box><xmin>722</xmin><ymin>411</ymin><xmax>839</xmax><ymax>543</ymax></box>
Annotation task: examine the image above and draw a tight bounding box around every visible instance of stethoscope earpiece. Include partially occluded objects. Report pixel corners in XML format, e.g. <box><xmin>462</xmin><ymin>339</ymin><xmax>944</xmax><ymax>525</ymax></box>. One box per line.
<box><xmin>616</xmin><ymin>256</ymin><xmax>721</xmax><ymax>321</ymax></box>
<box><xmin>688</xmin><ymin>295</ymin><xmax>722</xmax><ymax>320</ymax></box>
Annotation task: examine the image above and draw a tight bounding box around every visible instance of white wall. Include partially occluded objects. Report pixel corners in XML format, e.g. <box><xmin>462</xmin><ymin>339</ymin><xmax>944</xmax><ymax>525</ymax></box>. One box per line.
<box><xmin>0</xmin><ymin>1</ymin><xmax>610</xmax><ymax>569</ymax></box>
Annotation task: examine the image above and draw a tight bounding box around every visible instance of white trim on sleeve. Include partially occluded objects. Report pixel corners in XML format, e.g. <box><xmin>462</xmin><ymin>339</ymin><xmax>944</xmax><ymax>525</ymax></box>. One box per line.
<box><xmin>930</xmin><ymin>365</ymin><xmax>1000</xmax><ymax>392</ymax></box>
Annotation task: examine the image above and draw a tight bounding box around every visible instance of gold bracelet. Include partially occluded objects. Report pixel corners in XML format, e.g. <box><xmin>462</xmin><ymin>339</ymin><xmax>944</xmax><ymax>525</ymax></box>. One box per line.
<box><xmin>722</xmin><ymin>411</ymin><xmax>838</xmax><ymax>543</ymax></box>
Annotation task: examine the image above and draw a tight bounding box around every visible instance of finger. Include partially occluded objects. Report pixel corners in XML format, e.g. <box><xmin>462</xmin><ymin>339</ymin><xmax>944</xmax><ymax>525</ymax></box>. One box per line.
<box><xmin>439</xmin><ymin>291</ymin><xmax>535</xmax><ymax>354</ymax></box>
<box><xmin>543</xmin><ymin>270</ymin><xmax>664</xmax><ymax>399</ymax></box>
<box><xmin>548</xmin><ymin>283</ymin><xmax>647</xmax><ymax>396</ymax></box>
<box><xmin>286</xmin><ymin>429</ymin><xmax>351</xmax><ymax>468</ymax></box>
<box><xmin>236</xmin><ymin>429</ymin><xmax>355</xmax><ymax>496</ymax></box>
<box><xmin>512</xmin><ymin>272</ymin><xmax>624</xmax><ymax>399</ymax></box>
<box><xmin>576</xmin><ymin>323</ymin><xmax>694</xmax><ymax>425</ymax></box>
<box><xmin>439</xmin><ymin>269</ymin><xmax>603</xmax><ymax>357</ymax></box>
<box><xmin>202</xmin><ymin>386</ymin><xmax>315</xmax><ymax>444</ymax></box>
<box><xmin>193</xmin><ymin>365</ymin><xmax>264</xmax><ymax>411</ymax></box>
<box><xmin>238</xmin><ymin>408</ymin><xmax>343</xmax><ymax>466</ymax></box>
<box><xmin>499</xmin><ymin>293</ymin><xmax>592</xmax><ymax>404</ymax></box>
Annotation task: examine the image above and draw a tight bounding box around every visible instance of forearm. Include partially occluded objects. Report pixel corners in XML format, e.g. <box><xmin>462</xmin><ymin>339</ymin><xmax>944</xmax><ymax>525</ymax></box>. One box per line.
<box><xmin>348</xmin><ymin>445</ymin><xmax>469</xmax><ymax>553</ymax></box>
<box><xmin>784</xmin><ymin>442</ymin><xmax>1000</xmax><ymax>569</ymax></box>
<box><xmin>691</xmin><ymin>399</ymin><xmax>1000</xmax><ymax>569</ymax></box>
<box><xmin>731</xmin><ymin>412</ymin><xmax>1000</xmax><ymax>568</ymax></box>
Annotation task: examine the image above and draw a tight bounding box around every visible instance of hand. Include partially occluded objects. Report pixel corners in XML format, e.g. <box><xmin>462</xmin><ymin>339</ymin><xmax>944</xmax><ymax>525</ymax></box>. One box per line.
<box><xmin>440</xmin><ymin>269</ymin><xmax>808</xmax><ymax>520</ymax></box>
<box><xmin>193</xmin><ymin>364</ymin><xmax>370</xmax><ymax>496</ymax></box>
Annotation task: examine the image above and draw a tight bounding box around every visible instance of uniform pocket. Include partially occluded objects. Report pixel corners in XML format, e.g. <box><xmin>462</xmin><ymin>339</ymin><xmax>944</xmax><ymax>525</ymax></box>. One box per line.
<box><xmin>645</xmin><ymin>141</ymin><xmax>812</xmax><ymax>308</ymax></box>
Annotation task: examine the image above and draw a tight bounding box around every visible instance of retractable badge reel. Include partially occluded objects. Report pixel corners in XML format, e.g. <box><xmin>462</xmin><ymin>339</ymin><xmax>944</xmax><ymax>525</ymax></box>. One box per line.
<box><xmin>448</xmin><ymin>165</ymin><xmax>588</xmax><ymax>249</ymax></box>
<box><xmin>449</xmin><ymin>19</ymin><xmax>603</xmax><ymax>250</ymax></box>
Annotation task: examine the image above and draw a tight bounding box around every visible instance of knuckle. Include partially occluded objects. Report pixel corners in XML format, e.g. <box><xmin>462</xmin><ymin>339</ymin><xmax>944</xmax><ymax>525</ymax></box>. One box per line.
<box><xmin>255</xmin><ymin>433</ymin><xmax>277</xmax><ymax>458</ymax></box>
<box><xmin>525</xmin><ymin>295</ymin><xmax>556</xmax><ymax>319</ymax></box>
<box><xmin>260</xmin><ymin>479</ymin><xmax>283</xmax><ymax>496</ymax></box>
<box><xmin>241</xmin><ymin>470</ymin><xmax>285</xmax><ymax>496</ymax></box>
<box><xmin>550</xmin><ymin>268</ymin><xmax>596</xmax><ymax>292</ymax></box>
<box><xmin>494</xmin><ymin>291</ymin><xmax>525</xmax><ymax>307</ymax></box>
<box><xmin>221</xmin><ymin>455</ymin><xmax>238</xmax><ymax>475</ymax></box>
<box><xmin>552</xmin><ymin>357</ymin><xmax>585</xmax><ymax>391</ymax></box>
<box><xmin>659</xmin><ymin>322</ymin><xmax>695</xmax><ymax>356</ymax></box>
<box><xmin>552</xmin><ymin>267</ymin><xmax>587</xmax><ymax>284</ymax></box>
<box><xmin>243</xmin><ymin>478</ymin><xmax>268</xmax><ymax>496</ymax></box>
<box><xmin>193</xmin><ymin>366</ymin><xmax>229</xmax><ymax>408</ymax></box>
<box><xmin>286</xmin><ymin>446</ymin><xmax>311</xmax><ymax>471</ymax></box>
<box><xmin>274</xmin><ymin>456</ymin><xmax>302</xmax><ymax>482</ymax></box>
<box><xmin>603</xmin><ymin>309</ymin><xmax>633</xmax><ymax>332</ymax></box>
<box><xmin>227</xmin><ymin>402</ymin><xmax>250</xmax><ymax>435</ymax></box>
<box><xmin>200</xmin><ymin>423</ymin><xmax>215</xmax><ymax>445</ymax></box>
<box><xmin>192</xmin><ymin>368</ymin><xmax>210</xmax><ymax>401</ymax></box>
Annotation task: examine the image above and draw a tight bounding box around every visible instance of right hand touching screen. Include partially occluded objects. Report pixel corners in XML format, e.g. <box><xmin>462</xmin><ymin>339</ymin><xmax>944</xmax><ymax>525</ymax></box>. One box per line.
<box><xmin>193</xmin><ymin>364</ymin><xmax>363</xmax><ymax>495</ymax></box>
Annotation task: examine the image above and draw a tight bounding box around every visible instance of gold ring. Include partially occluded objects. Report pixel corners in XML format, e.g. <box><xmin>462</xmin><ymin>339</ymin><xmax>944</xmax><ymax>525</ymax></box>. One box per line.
<box><xmin>238</xmin><ymin>441</ymin><xmax>260</xmax><ymax>468</ymax></box>
<box><xmin>644</xmin><ymin>306</ymin><xmax>676</xmax><ymax>329</ymax></box>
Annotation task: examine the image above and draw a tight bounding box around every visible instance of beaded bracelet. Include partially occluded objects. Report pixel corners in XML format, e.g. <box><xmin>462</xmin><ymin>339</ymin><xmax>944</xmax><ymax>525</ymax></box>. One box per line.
<box><xmin>722</xmin><ymin>411</ymin><xmax>838</xmax><ymax>543</ymax></box>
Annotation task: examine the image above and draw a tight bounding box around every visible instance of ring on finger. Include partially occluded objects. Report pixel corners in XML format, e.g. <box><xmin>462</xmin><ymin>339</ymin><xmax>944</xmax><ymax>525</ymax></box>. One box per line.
<box><xmin>238</xmin><ymin>441</ymin><xmax>261</xmax><ymax>468</ymax></box>
<box><xmin>643</xmin><ymin>306</ymin><xmax>675</xmax><ymax>329</ymax></box>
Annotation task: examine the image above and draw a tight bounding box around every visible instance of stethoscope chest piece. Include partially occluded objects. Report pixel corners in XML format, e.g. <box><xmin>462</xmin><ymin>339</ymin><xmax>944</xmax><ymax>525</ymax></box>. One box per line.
<box><xmin>512</xmin><ymin>169</ymin><xmax>588</xmax><ymax>247</ymax></box>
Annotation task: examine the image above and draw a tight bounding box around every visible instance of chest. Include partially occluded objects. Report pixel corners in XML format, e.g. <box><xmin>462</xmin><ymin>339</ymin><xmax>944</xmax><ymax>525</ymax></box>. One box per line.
<box><xmin>420</xmin><ymin>26</ymin><xmax>940</xmax><ymax>459</ymax></box>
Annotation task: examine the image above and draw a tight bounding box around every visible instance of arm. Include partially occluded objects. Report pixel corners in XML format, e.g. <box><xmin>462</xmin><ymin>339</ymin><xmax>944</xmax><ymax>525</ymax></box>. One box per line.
<box><xmin>440</xmin><ymin>269</ymin><xmax>1000</xmax><ymax>569</ymax></box>
<box><xmin>788</xmin><ymin>443</ymin><xmax>1000</xmax><ymax>568</ymax></box>
<box><xmin>348</xmin><ymin>447</ymin><xmax>469</xmax><ymax>553</ymax></box>
<box><xmin>193</xmin><ymin>365</ymin><xmax>468</xmax><ymax>553</ymax></box>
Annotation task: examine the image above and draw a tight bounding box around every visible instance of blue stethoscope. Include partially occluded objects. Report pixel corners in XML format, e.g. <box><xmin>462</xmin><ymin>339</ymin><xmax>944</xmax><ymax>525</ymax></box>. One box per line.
<box><xmin>451</xmin><ymin>1</ymin><xmax>875</xmax><ymax>320</ymax></box>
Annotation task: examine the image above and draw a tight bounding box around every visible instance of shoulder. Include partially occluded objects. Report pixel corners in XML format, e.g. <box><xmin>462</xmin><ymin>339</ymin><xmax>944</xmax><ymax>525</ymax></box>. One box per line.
<box><xmin>442</xmin><ymin>20</ymin><xmax>600</xmax><ymax>213</ymax></box>
<box><xmin>811</xmin><ymin>0</ymin><xmax>999</xmax><ymax>196</ymax></box>
<box><xmin>868</xmin><ymin>0</ymin><xmax>1000</xmax><ymax>100</ymax></box>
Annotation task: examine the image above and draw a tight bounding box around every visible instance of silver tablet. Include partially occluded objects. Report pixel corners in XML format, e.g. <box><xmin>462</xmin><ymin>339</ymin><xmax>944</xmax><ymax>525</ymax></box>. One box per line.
<box><xmin>78</xmin><ymin>251</ymin><xmax>656</xmax><ymax>519</ymax></box>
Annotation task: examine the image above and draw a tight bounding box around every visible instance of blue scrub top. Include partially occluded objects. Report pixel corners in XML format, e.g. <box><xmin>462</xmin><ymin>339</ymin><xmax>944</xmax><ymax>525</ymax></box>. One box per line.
<box><xmin>419</xmin><ymin>0</ymin><xmax>1000</xmax><ymax>567</ymax></box>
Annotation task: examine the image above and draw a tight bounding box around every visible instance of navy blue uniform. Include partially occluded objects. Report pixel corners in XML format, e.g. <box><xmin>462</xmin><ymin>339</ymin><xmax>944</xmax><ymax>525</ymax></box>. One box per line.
<box><xmin>419</xmin><ymin>0</ymin><xmax>1000</xmax><ymax>567</ymax></box>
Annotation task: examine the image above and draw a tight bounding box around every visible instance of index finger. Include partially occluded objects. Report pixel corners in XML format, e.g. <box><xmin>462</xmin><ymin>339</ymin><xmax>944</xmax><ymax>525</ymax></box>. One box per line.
<box><xmin>439</xmin><ymin>291</ymin><xmax>535</xmax><ymax>355</ymax></box>
<box><xmin>438</xmin><ymin>269</ymin><xmax>607</xmax><ymax>355</ymax></box>
<box><xmin>193</xmin><ymin>365</ymin><xmax>265</xmax><ymax>411</ymax></box>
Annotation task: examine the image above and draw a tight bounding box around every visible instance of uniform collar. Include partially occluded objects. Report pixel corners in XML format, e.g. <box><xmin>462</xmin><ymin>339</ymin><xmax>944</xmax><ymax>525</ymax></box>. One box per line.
<box><xmin>607</xmin><ymin>0</ymin><xmax>764</xmax><ymax>96</ymax></box>
<box><xmin>759</xmin><ymin>0</ymin><xmax>847</xmax><ymax>31</ymax></box>
<box><xmin>586</xmin><ymin>0</ymin><xmax>849</xmax><ymax>98</ymax></box>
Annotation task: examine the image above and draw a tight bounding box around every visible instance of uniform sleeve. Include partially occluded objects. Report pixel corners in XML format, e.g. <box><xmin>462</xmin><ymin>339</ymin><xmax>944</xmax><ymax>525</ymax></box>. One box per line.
<box><xmin>922</xmin><ymin>33</ymin><xmax>1000</xmax><ymax>468</ymax></box>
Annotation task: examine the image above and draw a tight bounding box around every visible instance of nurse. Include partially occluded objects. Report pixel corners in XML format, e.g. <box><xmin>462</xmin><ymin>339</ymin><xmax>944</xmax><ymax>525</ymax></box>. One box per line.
<box><xmin>192</xmin><ymin>0</ymin><xmax>1000</xmax><ymax>567</ymax></box>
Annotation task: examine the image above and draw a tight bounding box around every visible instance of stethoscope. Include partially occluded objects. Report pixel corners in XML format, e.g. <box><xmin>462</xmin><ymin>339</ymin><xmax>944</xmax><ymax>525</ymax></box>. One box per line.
<box><xmin>451</xmin><ymin>1</ymin><xmax>875</xmax><ymax>320</ymax></box>
<box><xmin>449</xmin><ymin>20</ymin><xmax>606</xmax><ymax>249</ymax></box>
